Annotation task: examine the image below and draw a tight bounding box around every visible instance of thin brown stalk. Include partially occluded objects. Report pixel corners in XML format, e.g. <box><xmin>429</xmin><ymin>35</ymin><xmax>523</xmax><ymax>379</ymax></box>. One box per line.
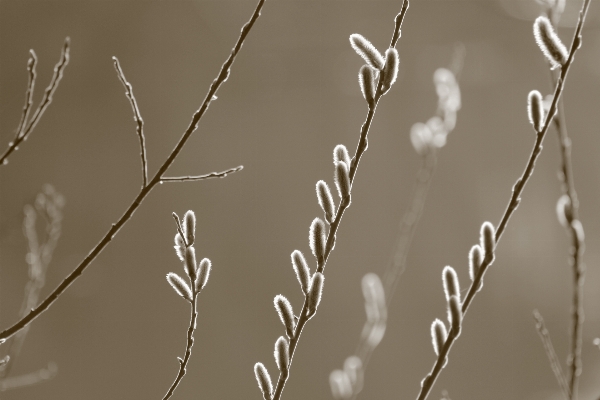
<box><xmin>533</xmin><ymin>310</ymin><xmax>570</xmax><ymax>400</ymax></box>
<box><xmin>545</xmin><ymin>26</ymin><xmax>585</xmax><ymax>397</ymax></box>
<box><xmin>416</xmin><ymin>0</ymin><xmax>592</xmax><ymax>398</ymax></box>
<box><xmin>162</xmin><ymin>294</ymin><xmax>198</xmax><ymax>400</ymax></box>
<box><xmin>0</xmin><ymin>0</ymin><xmax>265</xmax><ymax>342</ymax></box>
<box><xmin>113</xmin><ymin>57</ymin><xmax>148</xmax><ymax>188</ymax></box>
<box><xmin>1</xmin><ymin>38</ymin><xmax>69</xmax><ymax>166</ymax></box>
<box><xmin>161</xmin><ymin>165</ymin><xmax>243</xmax><ymax>183</ymax></box>
<box><xmin>270</xmin><ymin>3</ymin><xmax>410</xmax><ymax>399</ymax></box>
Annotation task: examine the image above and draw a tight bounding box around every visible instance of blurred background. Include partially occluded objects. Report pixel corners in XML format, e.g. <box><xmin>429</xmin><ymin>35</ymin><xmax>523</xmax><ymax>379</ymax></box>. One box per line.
<box><xmin>1</xmin><ymin>0</ymin><xmax>600</xmax><ymax>399</ymax></box>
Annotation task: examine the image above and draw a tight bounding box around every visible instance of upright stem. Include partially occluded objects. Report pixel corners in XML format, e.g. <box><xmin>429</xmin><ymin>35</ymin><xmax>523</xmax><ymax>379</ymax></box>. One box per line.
<box><xmin>415</xmin><ymin>0</ymin><xmax>591</xmax><ymax>398</ymax></box>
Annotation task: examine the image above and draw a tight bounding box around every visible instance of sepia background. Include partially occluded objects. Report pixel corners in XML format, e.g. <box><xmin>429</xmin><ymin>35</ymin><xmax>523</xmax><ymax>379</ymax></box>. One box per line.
<box><xmin>1</xmin><ymin>1</ymin><xmax>600</xmax><ymax>399</ymax></box>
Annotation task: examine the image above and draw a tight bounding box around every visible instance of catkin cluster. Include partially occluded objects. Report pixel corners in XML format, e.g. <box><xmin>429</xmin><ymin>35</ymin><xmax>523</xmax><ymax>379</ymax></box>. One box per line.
<box><xmin>166</xmin><ymin>211</ymin><xmax>211</xmax><ymax>302</ymax></box>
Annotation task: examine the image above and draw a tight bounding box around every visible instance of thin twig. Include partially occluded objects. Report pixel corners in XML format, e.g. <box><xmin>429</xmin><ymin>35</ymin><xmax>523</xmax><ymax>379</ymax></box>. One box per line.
<box><xmin>0</xmin><ymin>0</ymin><xmax>265</xmax><ymax>342</ymax></box>
<box><xmin>545</xmin><ymin>18</ymin><xmax>585</xmax><ymax>396</ymax></box>
<box><xmin>533</xmin><ymin>310</ymin><xmax>571</xmax><ymax>400</ymax></box>
<box><xmin>15</xmin><ymin>51</ymin><xmax>37</xmax><ymax>140</ymax></box>
<box><xmin>163</xmin><ymin>293</ymin><xmax>198</xmax><ymax>400</ymax></box>
<box><xmin>415</xmin><ymin>0</ymin><xmax>592</xmax><ymax>398</ymax></box>
<box><xmin>113</xmin><ymin>57</ymin><xmax>148</xmax><ymax>188</ymax></box>
<box><xmin>161</xmin><ymin>165</ymin><xmax>243</xmax><ymax>183</ymax></box>
<box><xmin>271</xmin><ymin>3</ymin><xmax>410</xmax><ymax>399</ymax></box>
<box><xmin>0</xmin><ymin>38</ymin><xmax>70</xmax><ymax>166</ymax></box>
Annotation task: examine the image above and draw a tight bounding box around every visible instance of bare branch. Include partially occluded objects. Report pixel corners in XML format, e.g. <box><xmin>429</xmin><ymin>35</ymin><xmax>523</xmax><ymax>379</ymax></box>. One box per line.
<box><xmin>161</xmin><ymin>165</ymin><xmax>243</xmax><ymax>183</ymax></box>
<box><xmin>113</xmin><ymin>56</ymin><xmax>148</xmax><ymax>188</ymax></box>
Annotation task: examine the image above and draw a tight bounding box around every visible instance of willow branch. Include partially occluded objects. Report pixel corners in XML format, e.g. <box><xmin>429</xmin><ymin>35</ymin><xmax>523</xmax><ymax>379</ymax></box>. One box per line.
<box><xmin>113</xmin><ymin>57</ymin><xmax>148</xmax><ymax>188</ymax></box>
<box><xmin>416</xmin><ymin>0</ymin><xmax>592</xmax><ymax>398</ymax></box>
<box><xmin>161</xmin><ymin>165</ymin><xmax>243</xmax><ymax>183</ymax></box>
<box><xmin>162</xmin><ymin>294</ymin><xmax>198</xmax><ymax>400</ymax></box>
<box><xmin>271</xmin><ymin>3</ymin><xmax>410</xmax><ymax>399</ymax></box>
<box><xmin>1</xmin><ymin>38</ymin><xmax>69</xmax><ymax>166</ymax></box>
<box><xmin>0</xmin><ymin>0</ymin><xmax>265</xmax><ymax>342</ymax></box>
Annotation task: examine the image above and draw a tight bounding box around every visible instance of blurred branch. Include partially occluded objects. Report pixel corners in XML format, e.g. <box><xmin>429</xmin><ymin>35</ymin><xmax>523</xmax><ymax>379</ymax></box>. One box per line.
<box><xmin>533</xmin><ymin>310</ymin><xmax>570</xmax><ymax>400</ymax></box>
<box><xmin>113</xmin><ymin>57</ymin><xmax>148</xmax><ymax>189</ymax></box>
<box><xmin>0</xmin><ymin>185</ymin><xmax>64</xmax><ymax>381</ymax></box>
<box><xmin>0</xmin><ymin>362</ymin><xmax>57</xmax><ymax>392</ymax></box>
<box><xmin>0</xmin><ymin>0</ymin><xmax>265</xmax><ymax>342</ymax></box>
<box><xmin>543</xmin><ymin>8</ymin><xmax>586</xmax><ymax>398</ymax></box>
<box><xmin>416</xmin><ymin>0</ymin><xmax>592</xmax><ymax>398</ymax></box>
<box><xmin>0</xmin><ymin>38</ymin><xmax>70</xmax><ymax>167</ymax></box>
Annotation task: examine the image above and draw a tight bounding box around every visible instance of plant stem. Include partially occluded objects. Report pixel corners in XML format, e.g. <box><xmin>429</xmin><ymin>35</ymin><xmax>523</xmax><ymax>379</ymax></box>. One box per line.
<box><xmin>415</xmin><ymin>0</ymin><xmax>592</xmax><ymax>398</ymax></box>
<box><xmin>0</xmin><ymin>0</ymin><xmax>266</xmax><ymax>342</ymax></box>
<box><xmin>270</xmin><ymin>3</ymin><xmax>410</xmax><ymax>399</ymax></box>
<box><xmin>163</xmin><ymin>293</ymin><xmax>198</xmax><ymax>400</ymax></box>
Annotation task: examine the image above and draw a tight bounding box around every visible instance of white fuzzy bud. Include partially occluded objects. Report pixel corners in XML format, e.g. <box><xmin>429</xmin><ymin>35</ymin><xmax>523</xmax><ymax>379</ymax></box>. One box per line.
<box><xmin>349</xmin><ymin>34</ymin><xmax>385</xmax><ymax>70</ymax></box>
<box><xmin>431</xmin><ymin>319</ymin><xmax>447</xmax><ymax>357</ymax></box>
<box><xmin>333</xmin><ymin>144</ymin><xmax>351</xmax><ymax>167</ymax></box>
<box><xmin>274</xmin><ymin>295</ymin><xmax>296</xmax><ymax>339</ymax></box>
<box><xmin>528</xmin><ymin>90</ymin><xmax>545</xmax><ymax>132</ymax></box>
<box><xmin>307</xmin><ymin>272</ymin><xmax>324</xmax><ymax>318</ymax></box>
<box><xmin>448</xmin><ymin>295</ymin><xmax>462</xmax><ymax>336</ymax></box>
<box><xmin>274</xmin><ymin>336</ymin><xmax>290</xmax><ymax>374</ymax></box>
<box><xmin>194</xmin><ymin>258</ymin><xmax>211</xmax><ymax>292</ymax></box>
<box><xmin>316</xmin><ymin>180</ymin><xmax>335</xmax><ymax>223</ymax></box>
<box><xmin>254</xmin><ymin>362</ymin><xmax>273</xmax><ymax>400</ymax></box>
<box><xmin>309</xmin><ymin>218</ymin><xmax>327</xmax><ymax>263</ymax></box>
<box><xmin>480</xmin><ymin>222</ymin><xmax>495</xmax><ymax>262</ymax></box>
<box><xmin>381</xmin><ymin>48</ymin><xmax>399</xmax><ymax>94</ymax></box>
<box><xmin>184</xmin><ymin>246</ymin><xmax>197</xmax><ymax>281</ymax></box>
<box><xmin>183</xmin><ymin>210</ymin><xmax>196</xmax><ymax>246</ymax></box>
<box><xmin>334</xmin><ymin>161</ymin><xmax>351</xmax><ymax>205</ymax></box>
<box><xmin>166</xmin><ymin>273</ymin><xmax>192</xmax><ymax>302</ymax></box>
<box><xmin>533</xmin><ymin>16</ymin><xmax>568</xmax><ymax>69</ymax></box>
<box><xmin>358</xmin><ymin>65</ymin><xmax>377</xmax><ymax>106</ymax></box>
<box><xmin>291</xmin><ymin>250</ymin><xmax>311</xmax><ymax>295</ymax></box>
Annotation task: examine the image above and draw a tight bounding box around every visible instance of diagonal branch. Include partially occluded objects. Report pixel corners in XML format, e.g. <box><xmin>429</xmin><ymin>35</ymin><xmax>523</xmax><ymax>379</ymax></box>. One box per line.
<box><xmin>270</xmin><ymin>2</ymin><xmax>410</xmax><ymax>399</ymax></box>
<box><xmin>0</xmin><ymin>0</ymin><xmax>266</xmax><ymax>342</ymax></box>
<box><xmin>113</xmin><ymin>57</ymin><xmax>148</xmax><ymax>188</ymax></box>
<box><xmin>1</xmin><ymin>38</ymin><xmax>69</xmax><ymax>166</ymax></box>
<box><xmin>415</xmin><ymin>0</ymin><xmax>592</xmax><ymax>398</ymax></box>
<box><xmin>533</xmin><ymin>310</ymin><xmax>570</xmax><ymax>400</ymax></box>
<box><xmin>161</xmin><ymin>165</ymin><xmax>243</xmax><ymax>183</ymax></box>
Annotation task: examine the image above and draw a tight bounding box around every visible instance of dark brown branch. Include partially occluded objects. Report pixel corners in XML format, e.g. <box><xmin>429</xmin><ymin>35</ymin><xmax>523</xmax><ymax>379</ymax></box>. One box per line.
<box><xmin>1</xmin><ymin>38</ymin><xmax>69</xmax><ymax>166</ymax></box>
<box><xmin>161</xmin><ymin>165</ymin><xmax>243</xmax><ymax>183</ymax></box>
<box><xmin>113</xmin><ymin>57</ymin><xmax>148</xmax><ymax>188</ymax></box>
<box><xmin>0</xmin><ymin>0</ymin><xmax>266</xmax><ymax>342</ymax></box>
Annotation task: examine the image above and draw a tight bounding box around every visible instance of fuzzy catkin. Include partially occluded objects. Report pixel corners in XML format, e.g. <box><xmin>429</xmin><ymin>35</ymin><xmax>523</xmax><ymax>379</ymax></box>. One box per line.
<box><xmin>316</xmin><ymin>180</ymin><xmax>335</xmax><ymax>223</ymax></box>
<box><xmin>184</xmin><ymin>247</ymin><xmax>197</xmax><ymax>280</ymax></box>
<box><xmin>448</xmin><ymin>295</ymin><xmax>462</xmax><ymax>336</ymax></box>
<box><xmin>334</xmin><ymin>161</ymin><xmax>351</xmax><ymax>202</ymax></box>
<box><xmin>174</xmin><ymin>233</ymin><xmax>185</xmax><ymax>261</ymax></box>
<box><xmin>442</xmin><ymin>266</ymin><xmax>460</xmax><ymax>303</ymax></box>
<box><xmin>349</xmin><ymin>34</ymin><xmax>385</xmax><ymax>70</ymax></box>
<box><xmin>431</xmin><ymin>319</ymin><xmax>447</xmax><ymax>356</ymax></box>
<box><xmin>333</xmin><ymin>144</ymin><xmax>351</xmax><ymax>167</ymax></box>
<box><xmin>291</xmin><ymin>250</ymin><xmax>311</xmax><ymax>295</ymax></box>
<box><xmin>309</xmin><ymin>218</ymin><xmax>327</xmax><ymax>263</ymax></box>
<box><xmin>274</xmin><ymin>336</ymin><xmax>290</xmax><ymax>374</ymax></box>
<box><xmin>480</xmin><ymin>222</ymin><xmax>495</xmax><ymax>261</ymax></box>
<box><xmin>556</xmin><ymin>194</ymin><xmax>572</xmax><ymax>228</ymax></box>
<box><xmin>533</xmin><ymin>16</ymin><xmax>568</xmax><ymax>69</ymax></box>
<box><xmin>468</xmin><ymin>245</ymin><xmax>482</xmax><ymax>282</ymax></box>
<box><xmin>527</xmin><ymin>90</ymin><xmax>545</xmax><ymax>132</ymax></box>
<box><xmin>254</xmin><ymin>362</ymin><xmax>273</xmax><ymax>400</ymax></box>
<box><xmin>307</xmin><ymin>272</ymin><xmax>324</xmax><ymax>317</ymax></box>
<box><xmin>166</xmin><ymin>272</ymin><xmax>193</xmax><ymax>302</ymax></box>
<box><xmin>381</xmin><ymin>48</ymin><xmax>399</xmax><ymax>93</ymax></box>
<box><xmin>194</xmin><ymin>258</ymin><xmax>211</xmax><ymax>292</ymax></box>
<box><xmin>358</xmin><ymin>65</ymin><xmax>377</xmax><ymax>106</ymax></box>
<box><xmin>274</xmin><ymin>295</ymin><xmax>296</xmax><ymax>339</ymax></box>
<box><xmin>183</xmin><ymin>210</ymin><xmax>196</xmax><ymax>246</ymax></box>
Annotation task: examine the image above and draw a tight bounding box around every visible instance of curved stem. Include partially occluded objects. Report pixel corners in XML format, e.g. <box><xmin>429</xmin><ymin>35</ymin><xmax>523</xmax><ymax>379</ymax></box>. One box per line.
<box><xmin>163</xmin><ymin>294</ymin><xmax>198</xmax><ymax>400</ymax></box>
<box><xmin>0</xmin><ymin>0</ymin><xmax>266</xmax><ymax>342</ymax></box>
<box><xmin>415</xmin><ymin>0</ymin><xmax>592</xmax><ymax>398</ymax></box>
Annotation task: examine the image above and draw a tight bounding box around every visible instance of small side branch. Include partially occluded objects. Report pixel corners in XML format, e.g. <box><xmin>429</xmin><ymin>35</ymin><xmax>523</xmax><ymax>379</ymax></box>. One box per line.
<box><xmin>0</xmin><ymin>38</ymin><xmax>70</xmax><ymax>167</ymax></box>
<box><xmin>113</xmin><ymin>57</ymin><xmax>148</xmax><ymax>188</ymax></box>
<box><xmin>161</xmin><ymin>165</ymin><xmax>243</xmax><ymax>183</ymax></box>
<box><xmin>533</xmin><ymin>310</ymin><xmax>571</xmax><ymax>400</ymax></box>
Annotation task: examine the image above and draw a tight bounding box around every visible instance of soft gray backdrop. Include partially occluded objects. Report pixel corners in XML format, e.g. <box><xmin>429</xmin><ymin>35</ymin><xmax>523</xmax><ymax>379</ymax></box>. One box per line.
<box><xmin>1</xmin><ymin>1</ymin><xmax>599</xmax><ymax>399</ymax></box>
